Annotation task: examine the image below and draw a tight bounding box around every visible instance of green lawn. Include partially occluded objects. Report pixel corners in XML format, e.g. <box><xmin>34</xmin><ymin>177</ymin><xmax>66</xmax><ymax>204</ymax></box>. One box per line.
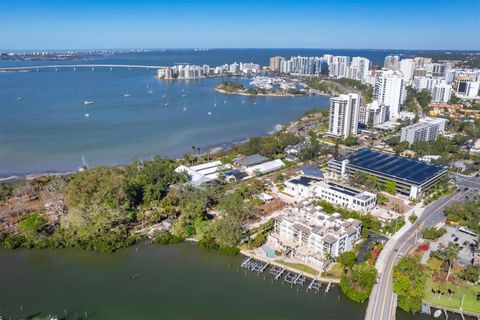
<box><xmin>275</xmin><ymin>260</ymin><xmax>319</xmax><ymax>276</ymax></box>
<box><xmin>325</xmin><ymin>262</ymin><xmax>344</xmax><ymax>278</ymax></box>
<box><xmin>424</xmin><ymin>278</ymin><xmax>480</xmax><ymax>314</ymax></box>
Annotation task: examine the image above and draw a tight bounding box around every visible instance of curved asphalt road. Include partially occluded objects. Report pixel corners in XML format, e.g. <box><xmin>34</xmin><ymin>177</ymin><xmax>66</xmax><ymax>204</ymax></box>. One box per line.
<box><xmin>365</xmin><ymin>189</ymin><xmax>468</xmax><ymax>320</ymax></box>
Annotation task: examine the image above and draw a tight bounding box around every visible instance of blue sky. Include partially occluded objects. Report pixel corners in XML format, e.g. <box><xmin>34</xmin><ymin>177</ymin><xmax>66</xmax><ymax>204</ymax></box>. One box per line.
<box><xmin>0</xmin><ymin>0</ymin><xmax>479</xmax><ymax>50</ymax></box>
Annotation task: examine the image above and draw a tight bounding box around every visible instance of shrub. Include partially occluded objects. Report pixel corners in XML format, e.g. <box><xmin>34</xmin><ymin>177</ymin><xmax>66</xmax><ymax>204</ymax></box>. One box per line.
<box><xmin>218</xmin><ymin>246</ymin><xmax>240</xmax><ymax>255</ymax></box>
<box><xmin>155</xmin><ymin>232</ymin><xmax>184</xmax><ymax>245</ymax></box>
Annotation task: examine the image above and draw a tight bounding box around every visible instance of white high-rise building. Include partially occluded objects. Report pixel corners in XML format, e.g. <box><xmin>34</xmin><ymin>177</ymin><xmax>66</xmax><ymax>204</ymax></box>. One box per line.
<box><xmin>349</xmin><ymin>57</ymin><xmax>371</xmax><ymax>81</ymax></box>
<box><xmin>328</xmin><ymin>93</ymin><xmax>360</xmax><ymax>139</ymax></box>
<box><xmin>384</xmin><ymin>55</ymin><xmax>400</xmax><ymax>70</ymax></box>
<box><xmin>359</xmin><ymin>101</ymin><xmax>390</xmax><ymax>127</ymax></box>
<box><xmin>399</xmin><ymin>58</ymin><xmax>414</xmax><ymax>82</ymax></box>
<box><xmin>373</xmin><ymin>70</ymin><xmax>406</xmax><ymax>119</ymax></box>
<box><xmin>329</xmin><ymin>56</ymin><xmax>350</xmax><ymax>78</ymax></box>
<box><xmin>280</xmin><ymin>60</ymin><xmax>292</xmax><ymax>73</ymax></box>
<box><xmin>432</xmin><ymin>82</ymin><xmax>452</xmax><ymax>103</ymax></box>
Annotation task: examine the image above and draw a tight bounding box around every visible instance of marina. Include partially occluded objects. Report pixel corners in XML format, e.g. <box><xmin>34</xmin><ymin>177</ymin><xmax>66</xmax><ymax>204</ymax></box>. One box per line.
<box><xmin>240</xmin><ymin>256</ymin><xmax>335</xmax><ymax>295</ymax></box>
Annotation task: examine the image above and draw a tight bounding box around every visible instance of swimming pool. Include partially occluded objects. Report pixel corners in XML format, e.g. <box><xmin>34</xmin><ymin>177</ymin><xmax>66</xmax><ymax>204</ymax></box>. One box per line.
<box><xmin>262</xmin><ymin>246</ymin><xmax>276</xmax><ymax>258</ymax></box>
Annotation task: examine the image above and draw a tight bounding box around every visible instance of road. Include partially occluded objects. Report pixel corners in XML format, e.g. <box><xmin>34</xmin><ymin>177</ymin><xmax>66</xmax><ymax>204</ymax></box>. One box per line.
<box><xmin>364</xmin><ymin>178</ymin><xmax>478</xmax><ymax>320</ymax></box>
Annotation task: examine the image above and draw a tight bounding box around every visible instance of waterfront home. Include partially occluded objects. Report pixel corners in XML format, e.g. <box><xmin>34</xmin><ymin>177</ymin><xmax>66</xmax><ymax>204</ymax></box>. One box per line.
<box><xmin>284</xmin><ymin>175</ymin><xmax>376</xmax><ymax>213</ymax></box>
<box><xmin>268</xmin><ymin>200</ymin><xmax>361</xmax><ymax>268</ymax></box>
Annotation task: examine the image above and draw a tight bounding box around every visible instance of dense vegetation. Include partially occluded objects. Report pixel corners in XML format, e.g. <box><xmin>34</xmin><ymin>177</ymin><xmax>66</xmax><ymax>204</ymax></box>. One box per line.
<box><xmin>422</xmin><ymin>227</ymin><xmax>447</xmax><ymax>240</ymax></box>
<box><xmin>0</xmin><ymin>155</ymin><xmax>267</xmax><ymax>253</ymax></box>
<box><xmin>340</xmin><ymin>263</ymin><xmax>377</xmax><ymax>303</ymax></box>
<box><xmin>216</xmin><ymin>81</ymin><xmax>245</xmax><ymax>93</ymax></box>
<box><xmin>445</xmin><ymin>198</ymin><xmax>480</xmax><ymax>233</ymax></box>
<box><xmin>234</xmin><ymin>131</ymin><xmax>301</xmax><ymax>158</ymax></box>
<box><xmin>393</xmin><ymin>256</ymin><xmax>428</xmax><ymax>313</ymax></box>
<box><xmin>333</xmin><ymin>78</ymin><xmax>373</xmax><ymax>103</ymax></box>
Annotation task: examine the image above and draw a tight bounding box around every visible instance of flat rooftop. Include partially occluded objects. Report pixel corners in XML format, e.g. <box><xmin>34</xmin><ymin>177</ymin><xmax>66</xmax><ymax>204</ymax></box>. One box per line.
<box><xmin>346</xmin><ymin>148</ymin><xmax>446</xmax><ymax>185</ymax></box>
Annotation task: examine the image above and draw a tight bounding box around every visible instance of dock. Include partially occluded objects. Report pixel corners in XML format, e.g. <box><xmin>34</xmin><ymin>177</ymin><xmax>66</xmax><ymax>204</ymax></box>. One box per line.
<box><xmin>307</xmin><ymin>278</ymin><xmax>322</xmax><ymax>291</ymax></box>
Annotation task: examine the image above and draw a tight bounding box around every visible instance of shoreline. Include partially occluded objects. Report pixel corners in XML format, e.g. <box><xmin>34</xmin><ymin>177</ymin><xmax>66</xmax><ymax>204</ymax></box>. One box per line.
<box><xmin>214</xmin><ymin>87</ymin><xmax>299</xmax><ymax>97</ymax></box>
<box><xmin>0</xmin><ymin>130</ymin><xmax>272</xmax><ymax>181</ymax></box>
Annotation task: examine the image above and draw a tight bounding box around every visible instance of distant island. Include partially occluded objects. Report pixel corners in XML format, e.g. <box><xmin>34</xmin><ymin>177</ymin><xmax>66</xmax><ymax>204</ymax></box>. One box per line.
<box><xmin>215</xmin><ymin>81</ymin><xmax>305</xmax><ymax>97</ymax></box>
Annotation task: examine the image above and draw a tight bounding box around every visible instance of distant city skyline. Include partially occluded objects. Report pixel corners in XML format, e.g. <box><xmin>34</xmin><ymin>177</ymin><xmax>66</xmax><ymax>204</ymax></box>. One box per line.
<box><xmin>0</xmin><ymin>0</ymin><xmax>479</xmax><ymax>50</ymax></box>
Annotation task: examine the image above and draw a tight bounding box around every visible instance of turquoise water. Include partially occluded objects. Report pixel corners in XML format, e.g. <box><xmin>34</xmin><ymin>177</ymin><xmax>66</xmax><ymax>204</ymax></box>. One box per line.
<box><xmin>0</xmin><ymin>67</ymin><xmax>328</xmax><ymax>177</ymax></box>
<box><xmin>262</xmin><ymin>245</ymin><xmax>276</xmax><ymax>258</ymax></box>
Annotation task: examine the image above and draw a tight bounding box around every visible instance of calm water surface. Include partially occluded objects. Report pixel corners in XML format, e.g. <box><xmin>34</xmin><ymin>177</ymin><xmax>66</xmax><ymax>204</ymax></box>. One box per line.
<box><xmin>0</xmin><ymin>48</ymin><xmax>450</xmax><ymax>177</ymax></box>
<box><xmin>0</xmin><ymin>243</ymin><xmax>430</xmax><ymax>320</ymax></box>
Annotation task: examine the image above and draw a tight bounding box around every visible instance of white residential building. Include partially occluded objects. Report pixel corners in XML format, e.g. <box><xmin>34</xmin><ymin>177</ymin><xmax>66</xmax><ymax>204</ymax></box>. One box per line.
<box><xmin>400</xmin><ymin>117</ymin><xmax>448</xmax><ymax>145</ymax></box>
<box><xmin>432</xmin><ymin>82</ymin><xmax>452</xmax><ymax>103</ymax></box>
<box><xmin>399</xmin><ymin>58</ymin><xmax>414</xmax><ymax>82</ymax></box>
<box><xmin>280</xmin><ymin>60</ymin><xmax>292</xmax><ymax>73</ymax></box>
<box><xmin>284</xmin><ymin>176</ymin><xmax>377</xmax><ymax>213</ymax></box>
<box><xmin>359</xmin><ymin>100</ymin><xmax>390</xmax><ymax>127</ymax></box>
<box><xmin>373</xmin><ymin>70</ymin><xmax>406</xmax><ymax>119</ymax></box>
<box><xmin>384</xmin><ymin>55</ymin><xmax>400</xmax><ymax>70</ymax></box>
<box><xmin>328</xmin><ymin>93</ymin><xmax>360</xmax><ymax>139</ymax></box>
<box><xmin>329</xmin><ymin>56</ymin><xmax>350</xmax><ymax>78</ymax></box>
<box><xmin>349</xmin><ymin>57</ymin><xmax>371</xmax><ymax>81</ymax></box>
<box><xmin>269</xmin><ymin>200</ymin><xmax>362</xmax><ymax>265</ymax></box>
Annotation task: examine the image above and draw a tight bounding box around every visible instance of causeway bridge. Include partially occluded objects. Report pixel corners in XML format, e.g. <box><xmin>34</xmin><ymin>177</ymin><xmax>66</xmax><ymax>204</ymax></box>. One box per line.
<box><xmin>0</xmin><ymin>64</ymin><xmax>167</xmax><ymax>71</ymax></box>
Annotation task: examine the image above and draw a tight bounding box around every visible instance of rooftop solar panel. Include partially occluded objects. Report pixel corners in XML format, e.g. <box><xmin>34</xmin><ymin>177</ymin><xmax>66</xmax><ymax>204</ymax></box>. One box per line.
<box><xmin>346</xmin><ymin>148</ymin><xmax>446</xmax><ymax>185</ymax></box>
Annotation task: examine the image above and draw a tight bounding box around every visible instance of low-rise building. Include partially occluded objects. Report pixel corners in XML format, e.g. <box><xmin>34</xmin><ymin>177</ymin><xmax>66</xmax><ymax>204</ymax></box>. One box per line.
<box><xmin>175</xmin><ymin>160</ymin><xmax>231</xmax><ymax>187</ymax></box>
<box><xmin>328</xmin><ymin>148</ymin><xmax>447</xmax><ymax>198</ymax></box>
<box><xmin>284</xmin><ymin>176</ymin><xmax>376</xmax><ymax>212</ymax></box>
<box><xmin>400</xmin><ymin>117</ymin><xmax>448</xmax><ymax>144</ymax></box>
<box><xmin>245</xmin><ymin>159</ymin><xmax>285</xmax><ymax>176</ymax></box>
<box><xmin>233</xmin><ymin>154</ymin><xmax>269</xmax><ymax>168</ymax></box>
<box><xmin>268</xmin><ymin>200</ymin><xmax>362</xmax><ymax>267</ymax></box>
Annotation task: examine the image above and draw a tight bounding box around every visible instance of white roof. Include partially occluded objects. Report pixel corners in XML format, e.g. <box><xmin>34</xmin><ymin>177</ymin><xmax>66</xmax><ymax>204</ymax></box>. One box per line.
<box><xmin>246</xmin><ymin>159</ymin><xmax>285</xmax><ymax>175</ymax></box>
<box><xmin>190</xmin><ymin>160</ymin><xmax>223</xmax><ymax>171</ymax></box>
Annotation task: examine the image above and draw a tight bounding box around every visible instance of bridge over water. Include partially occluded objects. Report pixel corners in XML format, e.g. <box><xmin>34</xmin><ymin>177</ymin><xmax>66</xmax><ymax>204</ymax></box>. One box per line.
<box><xmin>0</xmin><ymin>64</ymin><xmax>167</xmax><ymax>71</ymax></box>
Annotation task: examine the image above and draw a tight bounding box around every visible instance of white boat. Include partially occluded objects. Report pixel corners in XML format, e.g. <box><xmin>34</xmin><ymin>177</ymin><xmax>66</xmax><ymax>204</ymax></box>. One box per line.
<box><xmin>165</xmin><ymin>103</ymin><xmax>169</xmax><ymax>106</ymax></box>
<box><xmin>183</xmin><ymin>107</ymin><xmax>187</xmax><ymax>111</ymax></box>
<box><xmin>148</xmin><ymin>90</ymin><xmax>154</xmax><ymax>94</ymax></box>
<box><xmin>223</xmin><ymin>100</ymin><xmax>227</xmax><ymax>104</ymax></box>
<box><xmin>84</xmin><ymin>101</ymin><xmax>94</xmax><ymax>105</ymax></box>
<box><xmin>84</xmin><ymin>113</ymin><xmax>90</xmax><ymax>117</ymax></box>
<box><xmin>124</xmin><ymin>93</ymin><xmax>130</xmax><ymax>97</ymax></box>
<box><xmin>16</xmin><ymin>96</ymin><xmax>23</xmax><ymax>100</ymax></box>
<box><xmin>207</xmin><ymin>111</ymin><xmax>212</xmax><ymax>115</ymax></box>
<box><xmin>214</xmin><ymin>97</ymin><xmax>217</xmax><ymax>107</ymax></box>
<box><xmin>182</xmin><ymin>94</ymin><xmax>186</xmax><ymax>97</ymax></box>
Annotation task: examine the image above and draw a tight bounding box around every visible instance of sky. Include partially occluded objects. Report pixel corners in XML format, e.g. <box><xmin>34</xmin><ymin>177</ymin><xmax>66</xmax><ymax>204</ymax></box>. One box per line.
<box><xmin>0</xmin><ymin>0</ymin><xmax>479</xmax><ymax>50</ymax></box>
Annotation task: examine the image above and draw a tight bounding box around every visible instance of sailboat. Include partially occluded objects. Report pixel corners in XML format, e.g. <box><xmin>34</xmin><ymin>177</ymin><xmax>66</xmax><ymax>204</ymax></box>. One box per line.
<box><xmin>78</xmin><ymin>155</ymin><xmax>89</xmax><ymax>172</ymax></box>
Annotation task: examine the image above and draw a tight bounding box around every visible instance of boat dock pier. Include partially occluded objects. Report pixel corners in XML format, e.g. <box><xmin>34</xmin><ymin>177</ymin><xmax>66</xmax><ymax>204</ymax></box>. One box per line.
<box><xmin>307</xmin><ymin>278</ymin><xmax>322</xmax><ymax>292</ymax></box>
<box><xmin>239</xmin><ymin>252</ymin><xmax>340</xmax><ymax>295</ymax></box>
